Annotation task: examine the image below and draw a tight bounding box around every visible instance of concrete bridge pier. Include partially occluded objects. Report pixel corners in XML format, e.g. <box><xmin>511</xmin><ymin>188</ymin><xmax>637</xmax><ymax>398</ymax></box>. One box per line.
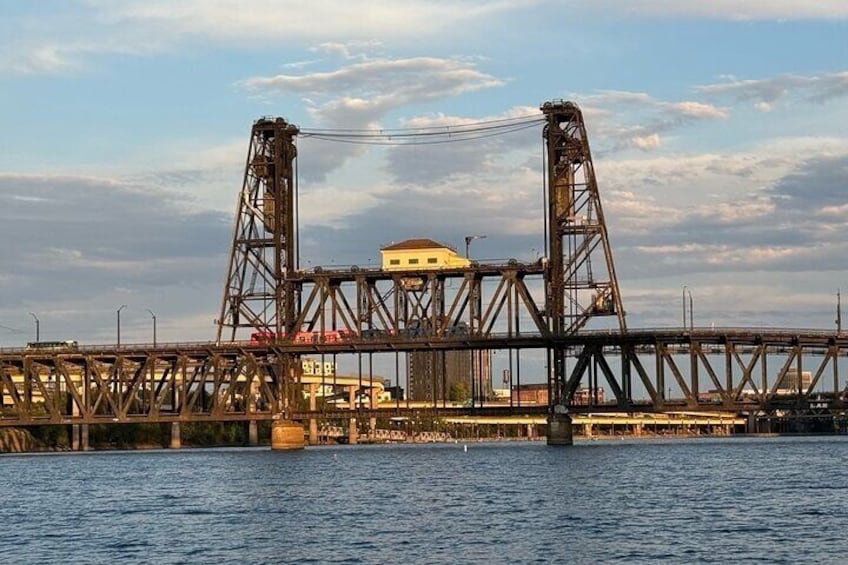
<box><xmin>71</xmin><ymin>423</ymin><xmax>89</xmax><ymax>451</ymax></box>
<box><xmin>170</xmin><ymin>422</ymin><xmax>182</xmax><ymax>449</ymax></box>
<box><xmin>248</xmin><ymin>421</ymin><xmax>258</xmax><ymax>446</ymax></box>
<box><xmin>547</xmin><ymin>413</ymin><xmax>574</xmax><ymax>446</ymax></box>
<box><xmin>348</xmin><ymin>418</ymin><xmax>358</xmax><ymax>445</ymax></box>
<box><xmin>746</xmin><ymin>413</ymin><xmax>759</xmax><ymax>434</ymax></box>
<box><xmin>347</xmin><ymin>386</ymin><xmax>358</xmax><ymax>445</ymax></box>
<box><xmin>271</xmin><ymin>419</ymin><xmax>305</xmax><ymax>450</ymax></box>
<box><xmin>308</xmin><ymin>383</ymin><xmax>319</xmax><ymax>445</ymax></box>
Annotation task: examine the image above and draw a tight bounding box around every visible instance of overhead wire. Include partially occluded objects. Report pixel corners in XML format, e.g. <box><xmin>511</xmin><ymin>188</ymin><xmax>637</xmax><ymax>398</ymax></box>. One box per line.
<box><xmin>300</xmin><ymin>118</ymin><xmax>543</xmax><ymax>147</ymax></box>
<box><xmin>300</xmin><ymin>113</ymin><xmax>544</xmax><ymax>134</ymax></box>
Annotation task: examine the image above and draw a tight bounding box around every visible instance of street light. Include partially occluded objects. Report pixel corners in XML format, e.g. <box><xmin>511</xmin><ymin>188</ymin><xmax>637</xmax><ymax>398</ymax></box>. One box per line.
<box><xmin>117</xmin><ymin>305</ymin><xmax>127</xmax><ymax>346</ymax></box>
<box><xmin>146</xmin><ymin>309</ymin><xmax>157</xmax><ymax>347</ymax></box>
<box><xmin>465</xmin><ymin>234</ymin><xmax>487</xmax><ymax>258</ymax></box>
<box><xmin>682</xmin><ymin>285</ymin><xmax>688</xmax><ymax>329</ymax></box>
<box><xmin>29</xmin><ymin>312</ymin><xmax>40</xmax><ymax>342</ymax></box>
<box><xmin>837</xmin><ymin>289</ymin><xmax>843</xmax><ymax>334</ymax></box>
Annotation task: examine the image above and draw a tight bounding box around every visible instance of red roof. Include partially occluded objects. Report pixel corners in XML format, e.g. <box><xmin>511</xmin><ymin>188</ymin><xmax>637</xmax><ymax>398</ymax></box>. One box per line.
<box><xmin>381</xmin><ymin>238</ymin><xmax>456</xmax><ymax>252</ymax></box>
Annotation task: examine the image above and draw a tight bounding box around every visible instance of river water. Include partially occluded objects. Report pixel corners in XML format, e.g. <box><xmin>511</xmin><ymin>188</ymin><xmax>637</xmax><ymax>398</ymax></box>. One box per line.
<box><xmin>2</xmin><ymin>436</ymin><xmax>847</xmax><ymax>564</ymax></box>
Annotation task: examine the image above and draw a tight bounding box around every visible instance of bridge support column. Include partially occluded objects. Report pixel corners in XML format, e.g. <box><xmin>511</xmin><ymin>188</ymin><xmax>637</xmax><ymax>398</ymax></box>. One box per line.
<box><xmin>71</xmin><ymin>424</ymin><xmax>89</xmax><ymax>451</ymax></box>
<box><xmin>170</xmin><ymin>422</ymin><xmax>182</xmax><ymax>449</ymax></box>
<box><xmin>746</xmin><ymin>413</ymin><xmax>758</xmax><ymax>434</ymax></box>
<box><xmin>271</xmin><ymin>420</ymin><xmax>305</xmax><ymax>450</ymax></box>
<box><xmin>526</xmin><ymin>423</ymin><xmax>535</xmax><ymax>439</ymax></box>
<box><xmin>248</xmin><ymin>420</ymin><xmax>258</xmax><ymax>446</ymax></box>
<box><xmin>309</xmin><ymin>383</ymin><xmax>319</xmax><ymax>446</ymax></box>
<box><xmin>635</xmin><ymin>422</ymin><xmax>643</xmax><ymax>437</ymax></box>
<box><xmin>547</xmin><ymin>414</ymin><xmax>574</xmax><ymax>446</ymax></box>
<box><xmin>347</xmin><ymin>386</ymin><xmax>358</xmax><ymax>445</ymax></box>
<box><xmin>369</xmin><ymin>417</ymin><xmax>377</xmax><ymax>442</ymax></box>
<box><xmin>584</xmin><ymin>422</ymin><xmax>593</xmax><ymax>438</ymax></box>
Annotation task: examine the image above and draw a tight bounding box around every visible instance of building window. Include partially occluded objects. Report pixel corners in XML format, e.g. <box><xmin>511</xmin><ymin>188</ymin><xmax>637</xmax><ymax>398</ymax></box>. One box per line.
<box><xmin>427</xmin><ymin>257</ymin><xmax>437</xmax><ymax>264</ymax></box>
<box><xmin>389</xmin><ymin>259</ymin><xmax>400</xmax><ymax>265</ymax></box>
<box><xmin>409</xmin><ymin>258</ymin><xmax>419</xmax><ymax>265</ymax></box>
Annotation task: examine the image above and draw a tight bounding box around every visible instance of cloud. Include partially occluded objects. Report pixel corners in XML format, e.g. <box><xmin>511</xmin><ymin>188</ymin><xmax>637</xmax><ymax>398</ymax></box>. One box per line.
<box><xmin>696</xmin><ymin>71</ymin><xmax>848</xmax><ymax>106</ymax></box>
<box><xmin>240</xmin><ymin>55</ymin><xmax>507</xmax><ymax>182</ymax></box>
<box><xmin>240</xmin><ymin>57</ymin><xmax>505</xmax><ymax>118</ymax></box>
<box><xmin>604</xmin><ymin>152</ymin><xmax>848</xmax><ymax>282</ymax></box>
<box><xmin>577</xmin><ymin>91</ymin><xmax>729</xmax><ymax>154</ymax></box>
<box><xmin>0</xmin><ymin>1</ymin><xmax>536</xmax><ymax>74</ymax></box>
<box><xmin>580</xmin><ymin>1</ymin><xmax>848</xmax><ymax>21</ymax></box>
<box><xmin>381</xmin><ymin>106</ymin><xmax>542</xmax><ymax>185</ymax></box>
<box><xmin>0</xmin><ymin>174</ymin><xmax>231</xmax><ymax>343</ymax></box>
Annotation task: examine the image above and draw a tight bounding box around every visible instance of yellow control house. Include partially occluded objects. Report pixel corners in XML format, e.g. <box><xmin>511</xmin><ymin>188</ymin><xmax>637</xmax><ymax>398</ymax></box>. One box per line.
<box><xmin>380</xmin><ymin>238</ymin><xmax>471</xmax><ymax>271</ymax></box>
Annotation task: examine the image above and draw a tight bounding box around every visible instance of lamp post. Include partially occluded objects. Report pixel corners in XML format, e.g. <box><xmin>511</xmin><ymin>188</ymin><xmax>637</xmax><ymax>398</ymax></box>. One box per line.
<box><xmin>838</xmin><ymin>289</ymin><xmax>843</xmax><ymax>334</ymax></box>
<box><xmin>146</xmin><ymin>309</ymin><xmax>157</xmax><ymax>347</ymax></box>
<box><xmin>29</xmin><ymin>312</ymin><xmax>40</xmax><ymax>342</ymax></box>
<box><xmin>465</xmin><ymin>234</ymin><xmax>487</xmax><ymax>258</ymax></box>
<box><xmin>688</xmin><ymin>289</ymin><xmax>694</xmax><ymax>331</ymax></box>
<box><xmin>117</xmin><ymin>304</ymin><xmax>127</xmax><ymax>346</ymax></box>
<box><xmin>682</xmin><ymin>285</ymin><xmax>688</xmax><ymax>329</ymax></box>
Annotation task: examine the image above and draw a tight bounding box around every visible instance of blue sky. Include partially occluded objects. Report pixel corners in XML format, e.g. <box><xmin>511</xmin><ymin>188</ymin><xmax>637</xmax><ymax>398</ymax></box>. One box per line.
<box><xmin>1</xmin><ymin>0</ymin><xmax>848</xmax><ymax>349</ymax></box>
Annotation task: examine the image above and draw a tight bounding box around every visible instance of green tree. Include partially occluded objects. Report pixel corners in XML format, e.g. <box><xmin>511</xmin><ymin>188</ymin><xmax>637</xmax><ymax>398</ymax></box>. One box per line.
<box><xmin>449</xmin><ymin>381</ymin><xmax>470</xmax><ymax>403</ymax></box>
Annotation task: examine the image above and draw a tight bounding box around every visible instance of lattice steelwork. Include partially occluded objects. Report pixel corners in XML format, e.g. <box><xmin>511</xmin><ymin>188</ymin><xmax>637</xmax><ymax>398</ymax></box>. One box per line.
<box><xmin>542</xmin><ymin>100</ymin><xmax>626</xmax><ymax>335</ymax></box>
<box><xmin>542</xmin><ymin>101</ymin><xmax>626</xmax><ymax>409</ymax></box>
<box><xmin>217</xmin><ymin>118</ymin><xmax>299</xmax><ymax>343</ymax></box>
<box><xmin>3</xmin><ymin>332</ymin><xmax>848</xmax><ymax>428</ymax></box>
<box><xmin>5</xmin><ymin>101</ymin><xmax>848</xmax><ymax>436</ymax></box>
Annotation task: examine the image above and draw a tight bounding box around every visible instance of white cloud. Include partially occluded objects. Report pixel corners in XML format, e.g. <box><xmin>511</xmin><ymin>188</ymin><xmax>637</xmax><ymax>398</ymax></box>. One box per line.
<box><xmin>582</xmin><ymin>1</ymin><xmax>848</xmax><ymax>21</ymax></box>
<box><xmin>239</xmin><ymin>55</ymin><xmax>507</xmax><ymax>182</ymax></box>
<box><xmin>1</xmin><ymin>1</ymin><xmax>537</xmax><ymax>74</ymax></box>
<box><xmin>696</xmin><ymin>71</ymin><xmax>848</xmax><ymax>106</ymax></box>
<box><xmin>631</xmin><ymin>134</ymin><xmax>662</xmax><ymax>150</ymax></box>
<box><xmin>578</xmin><ymin>91</ymin><xmax>729</xmax><ymax>154</ymax></box>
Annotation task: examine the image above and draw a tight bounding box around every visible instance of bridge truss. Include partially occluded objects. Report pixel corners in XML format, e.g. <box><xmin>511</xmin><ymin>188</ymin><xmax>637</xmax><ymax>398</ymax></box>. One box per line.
<box><xmin>1</xmin><ymin>331</ymin><xmax>847</xmax><ymax>427</ymax></box>
<box><xmin>2</xmin><ymin>101</ymin><xmax>845</xmax><ymax>432</ymax></box>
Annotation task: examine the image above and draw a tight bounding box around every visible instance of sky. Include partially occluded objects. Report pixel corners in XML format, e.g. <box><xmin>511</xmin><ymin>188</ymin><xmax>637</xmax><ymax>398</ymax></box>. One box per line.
<box><xmin>1</xmin><ymin>0</ymin><xmax>847</xmax><ymax>349</ymax></box>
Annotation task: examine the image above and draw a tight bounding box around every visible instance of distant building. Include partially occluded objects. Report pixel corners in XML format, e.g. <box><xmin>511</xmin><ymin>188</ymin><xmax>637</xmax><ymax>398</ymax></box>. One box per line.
<box><xmin>512</xmin><ymin>383</ymin><xmax>548</xmax><ymax>405</ymax></box>
<box><xmin>572</xmin><ymin>387</ymin><xmax>605</xmax><ymax>405</ymax></box>
<box><xmin>510</xmin><ymin>385</ymin><xmax>604</xmax><ymax>406</ymax></box>
<box><xmin>408</xmin><ymin>349</ymin><xmax>492</xmax><ymax>402</ymax></box>
<box><xmin>380</xmin><ymin>238</ymin><xmax>471</xmax><ymax>271</ymax></box>
<box><xmin>301</xmin><ymin>358</ymin><xmax>335</xmax><ymax>377</ymax></box>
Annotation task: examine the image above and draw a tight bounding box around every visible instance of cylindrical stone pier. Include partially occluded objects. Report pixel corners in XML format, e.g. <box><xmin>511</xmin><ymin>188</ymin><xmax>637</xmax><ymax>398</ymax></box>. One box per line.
<box><xmin>547</xmin><ymin>414</ymin><xmax>574</xmax><ymax>446</ymax></box>
<box><xmin>347</xmin><ymin>386</ymin><xmax>358</xmax><ymax>445</ymax></box>
<box><xmin>248</xmin><ymin>420</ymin><xmax>258</xmax><ymax>446</ymax></box>
<box><xmin>271</xmin><ymin>420</ymin><xmax>305</xmax><ymax>450</ymax></box>
<box><xmin>309</xmin><ymin>383</ymin><xmax>319</xmax><ymax>445</ymax></box>
<box><xmin>170</xmin><ymin>422</ymin><xmax>182</xmax><ymax>449</ymax></box>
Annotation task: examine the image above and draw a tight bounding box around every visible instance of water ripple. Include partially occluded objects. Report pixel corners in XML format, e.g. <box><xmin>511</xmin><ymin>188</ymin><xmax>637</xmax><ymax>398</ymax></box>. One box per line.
<box><xmin>2</xmin><ymin>437</ymin><xmax>848</xmax><ymax>563</ymax></box>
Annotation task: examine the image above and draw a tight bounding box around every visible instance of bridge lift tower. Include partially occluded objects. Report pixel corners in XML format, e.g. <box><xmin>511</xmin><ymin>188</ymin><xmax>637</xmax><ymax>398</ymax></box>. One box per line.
<box><xmin>542</xmin><ymin>101</ymin><xmax>626</xmax><ymax>443</ymax></box>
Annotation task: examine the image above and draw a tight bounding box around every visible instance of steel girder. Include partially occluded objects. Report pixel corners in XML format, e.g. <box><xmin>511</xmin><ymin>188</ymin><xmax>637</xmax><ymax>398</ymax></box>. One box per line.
<box><xmin>0</xmin><ymin>349</ymin><xmax>300</xmax><ymax>426</ymax></box>
<box><xmin>2</xmin><ymin>331</ymin><xmax>847</xmax><ymax>426</ymax></box>
<box><xmin>287</xmin><ymin>265</ymin><xmax>550</xmax><ymax>340</ymax></box>
<box><xmin>558</xmin><ymin>336</ymin><xmax>847</xmax><ymax>414</ymax></box>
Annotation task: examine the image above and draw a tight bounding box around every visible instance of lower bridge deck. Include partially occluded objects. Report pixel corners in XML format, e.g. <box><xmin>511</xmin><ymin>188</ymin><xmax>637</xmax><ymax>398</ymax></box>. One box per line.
<box><xmin>1</xmin><ymin>328</ymin><xmax>847</xmax><ymax>428</ymax></box>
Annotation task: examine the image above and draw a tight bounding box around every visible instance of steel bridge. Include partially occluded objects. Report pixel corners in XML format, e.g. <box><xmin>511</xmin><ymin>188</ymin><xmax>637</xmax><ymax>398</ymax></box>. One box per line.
<box><xmin>2</xmin><ymin>101</ymin><xmax>845</xmax><ymax>445</ymax></box>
